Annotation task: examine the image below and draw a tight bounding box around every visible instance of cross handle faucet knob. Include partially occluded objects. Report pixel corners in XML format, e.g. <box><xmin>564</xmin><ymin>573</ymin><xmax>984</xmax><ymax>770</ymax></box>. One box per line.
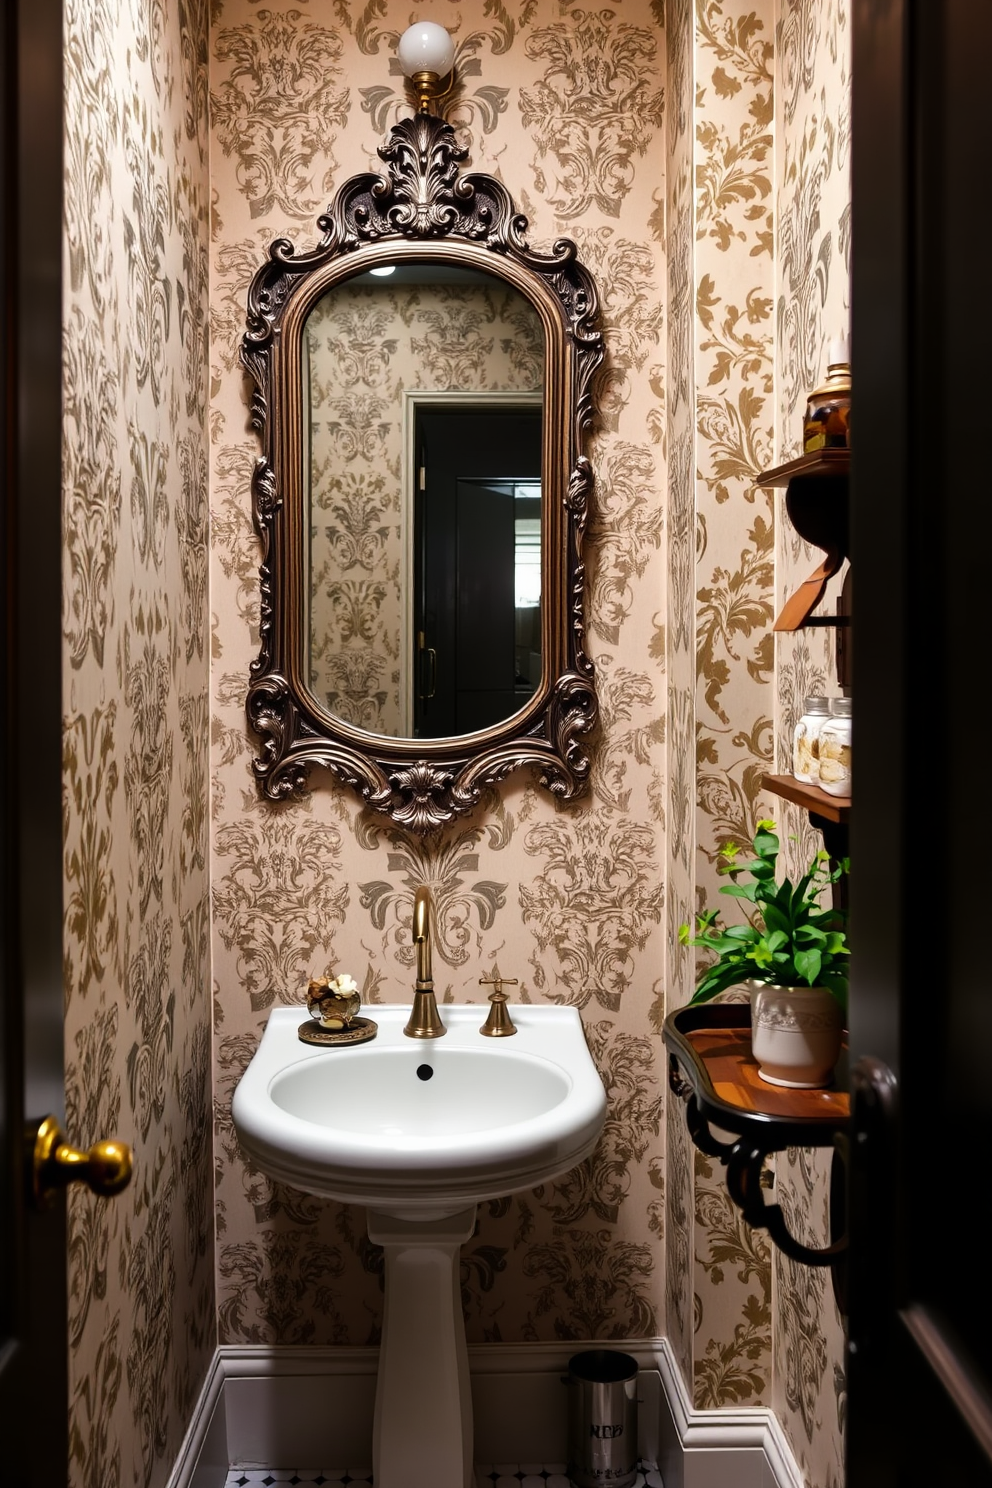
<box><xmin>479</xmin><ymin>962</ymin><xmax>518</xmax><ymax>999</ymax></box>
<box><xmin>479</xmin><ymin>962</ymin><xmax>519</xmax><ymax>1037</ymax></box>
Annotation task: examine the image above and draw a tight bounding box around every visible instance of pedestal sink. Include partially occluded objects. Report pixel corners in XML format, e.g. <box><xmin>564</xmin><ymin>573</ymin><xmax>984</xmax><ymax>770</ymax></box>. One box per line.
<box><xmin>232</xmin><ymin>1004</ymin><xmax>607</xmax><ymax>1488</ymax></box>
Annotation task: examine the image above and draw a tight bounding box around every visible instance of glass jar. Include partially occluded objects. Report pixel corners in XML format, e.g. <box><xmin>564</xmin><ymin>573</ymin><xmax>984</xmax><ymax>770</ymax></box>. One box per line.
<box><xmin>793</xmin><ymin>696</ymin><xmax>832</xmax><ymax>784</ymax></box>
<box><xmin>818</xmin><ymin>697</ymin><xmax>852</xmax><ymax>797</ymax></box>
<box><xmin>803</xmin><ymin>337</ymin><xmax>851</xmax><ymax>454</ymax></box>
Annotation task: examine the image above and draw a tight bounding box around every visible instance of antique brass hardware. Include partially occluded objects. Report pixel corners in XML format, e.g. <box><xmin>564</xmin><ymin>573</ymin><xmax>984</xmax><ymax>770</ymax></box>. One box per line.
<box><xmin>28</xmin><ymin>1114</ymin><xmax>133</xmax><ymax>1209</ymax></box>
<box><xmin>404</xmin><ymin>885</ymin><xmax>446</xmax><ymax>1039</ymax></box>
<box><xmin>479</xmin><ymin>963</ymin><xmax>519</xmax><ymax>1037</ymax></box>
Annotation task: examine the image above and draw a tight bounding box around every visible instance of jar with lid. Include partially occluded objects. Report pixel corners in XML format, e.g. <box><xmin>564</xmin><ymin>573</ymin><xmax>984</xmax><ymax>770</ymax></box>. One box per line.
<box><xmin>793</xmin><ymin>696</ymin><xmax>832</xmax><ymax>784</ymax></box>
<box><xmin>803</xmin><ymin>336</ymin><xmax>851</xmax><ymax>454</ymax></box>
<box><xmin>818</xmin><ymin>697</ymin><xmax>852</xmax><ymax>797</ymax></box>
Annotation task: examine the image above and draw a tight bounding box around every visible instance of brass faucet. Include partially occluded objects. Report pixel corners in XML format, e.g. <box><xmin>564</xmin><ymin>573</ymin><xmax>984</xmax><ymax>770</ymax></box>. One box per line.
<box><xmin>403</xmin><ymin>885</ymin><xmax>446</xmax><ymax>1038</ymax></box>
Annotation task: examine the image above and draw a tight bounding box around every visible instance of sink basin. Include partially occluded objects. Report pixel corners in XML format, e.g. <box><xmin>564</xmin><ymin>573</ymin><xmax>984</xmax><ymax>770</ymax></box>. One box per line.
<box><xmin>233</xmin><ymin>1003</ymin><xmax>606</xmax><ymax>1218</ymax></box>
<box><xmin>232</xmin><ymin>1002</ymin><xmax>606</xmax><ymax>1488</ymax></box>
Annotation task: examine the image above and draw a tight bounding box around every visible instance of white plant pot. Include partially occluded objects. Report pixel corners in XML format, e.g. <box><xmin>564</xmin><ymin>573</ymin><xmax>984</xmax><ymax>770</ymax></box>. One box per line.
<box><xmin>749</xmin><ymin>983</ymin><xmax>843</xmax><ymax>1088</ymax></box>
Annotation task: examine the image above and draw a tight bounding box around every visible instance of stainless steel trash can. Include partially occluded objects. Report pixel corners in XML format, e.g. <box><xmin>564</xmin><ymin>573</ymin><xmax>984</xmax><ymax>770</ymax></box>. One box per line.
<box><xmin>565</xmin><ymin>1349</ymin><xmax>639</xmax><ymax>1488</ymax></box>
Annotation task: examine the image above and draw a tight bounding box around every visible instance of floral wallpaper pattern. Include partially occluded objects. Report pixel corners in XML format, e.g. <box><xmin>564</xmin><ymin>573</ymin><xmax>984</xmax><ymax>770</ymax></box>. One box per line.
<box><xmin>305</xmin><ymin>279</ymin><xmax>542</xmax><ymax>734</ymax></box>
<box><xmin>210</xmin><ymin>0</ymin><xmax>668</xmax><ymax>1351</ymax></box>
<box><xmin>666</xmin><ymin>3</ymin><xmax>849</xmax><ymax>1483</ymax></box>
<box><xmin>55</xmin><ymin>0</ymin><xmax>852</xmax><ymax>1481</ymax></box>
<box><xmin>773</xmin><ymin>1</ymin><xmax>850</xmax><ymax>1483</ymax></box>
<box><xmin>691</xmin><ymin>0</ymin><xmax>776</xmax><ymax>1420</ymax></box>
<box><xmin>206</xmin><ymin>0</ymin><xmax>849</xmax><ymax>1456</ymax></box>
<box><xmin>62</xmin><ymin>0</ymin><xmax>213</xmax><ymax>1485</ymax></box>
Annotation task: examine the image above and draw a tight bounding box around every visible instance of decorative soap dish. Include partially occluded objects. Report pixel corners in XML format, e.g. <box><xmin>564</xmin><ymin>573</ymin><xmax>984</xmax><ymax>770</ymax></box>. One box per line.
<box><xmin>298</xmin><ymin>971</ymin><xmax>376</xmax><ymax>1046</ymax></box>
<box><xmin>298</xmin><ymin>1016</ymin><xmax>378</xmax><ymax>1047</ymax></box>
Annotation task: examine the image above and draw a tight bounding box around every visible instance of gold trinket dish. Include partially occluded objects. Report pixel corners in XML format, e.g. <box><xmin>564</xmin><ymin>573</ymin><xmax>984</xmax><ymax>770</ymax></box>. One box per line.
<box><xmin>298</xmin><ymin>1016</ymin><xmax>378</xmax><ymax>1048</ymax></box>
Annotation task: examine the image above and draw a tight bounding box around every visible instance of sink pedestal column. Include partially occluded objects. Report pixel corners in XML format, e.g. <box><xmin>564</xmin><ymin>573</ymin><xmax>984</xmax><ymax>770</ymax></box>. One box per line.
<box><xmin>367</xmin><ymin>1205</ymin><xmax>478</xmax><ymax>1488</ymax></box>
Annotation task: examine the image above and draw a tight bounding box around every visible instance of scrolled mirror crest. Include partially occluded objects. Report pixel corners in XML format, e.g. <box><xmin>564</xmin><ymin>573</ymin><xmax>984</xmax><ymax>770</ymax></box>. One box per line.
<box><xmin>241</xmin><ymin>108</ymin><xmax>604</xmax><ymax>832</ymax></box>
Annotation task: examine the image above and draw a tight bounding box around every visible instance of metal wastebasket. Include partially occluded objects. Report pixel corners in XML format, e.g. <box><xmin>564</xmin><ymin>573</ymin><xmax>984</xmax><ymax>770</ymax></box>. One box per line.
<box><xmin>565</xmin><ymin>1349</ymin><xmax>639</xmax><ymax>1488</ymax></box>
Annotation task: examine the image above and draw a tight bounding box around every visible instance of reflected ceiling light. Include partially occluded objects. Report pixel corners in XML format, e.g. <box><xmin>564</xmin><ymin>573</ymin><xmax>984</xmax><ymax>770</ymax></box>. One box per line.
<box><xmin>397</xmin><ymin>21</ymin><xmax>455</xmax><ymax>115</ymax></box>
<box><xmin>369</xmin><ymin>265</ymin><xmax>397</xmax><ymax>277</ymax></box>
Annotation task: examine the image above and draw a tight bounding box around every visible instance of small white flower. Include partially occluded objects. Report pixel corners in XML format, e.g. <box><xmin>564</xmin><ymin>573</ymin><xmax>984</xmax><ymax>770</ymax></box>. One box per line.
<box><xmin>329</xmin><ymin>973</ymin><xmax>358</xmax><ymax>996</ymax></box>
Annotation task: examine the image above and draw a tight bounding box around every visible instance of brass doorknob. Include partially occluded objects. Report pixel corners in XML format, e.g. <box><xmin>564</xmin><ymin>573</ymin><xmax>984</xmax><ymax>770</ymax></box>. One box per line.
<box><xmin>28</xmin><ymin>1115</ymin><xmax>133</xmax><ymax>1208</ymax></box>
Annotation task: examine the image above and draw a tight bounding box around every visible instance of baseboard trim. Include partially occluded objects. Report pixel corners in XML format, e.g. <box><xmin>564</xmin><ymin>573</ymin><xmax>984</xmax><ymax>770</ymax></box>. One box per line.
<box><xmin>167</xmin><ymin>1340</ymin><xmax>803</xmax><ymax>1488</ymax></box>
<box><xmin>655</xmin><ymin>1338</ymin><xmax>805</xmax><ymax>1488</ymax></box>
<box><xmin>166</xmin><ymin>1349</ymin><xmax>228</xmax><ymax>1488</ymax></box>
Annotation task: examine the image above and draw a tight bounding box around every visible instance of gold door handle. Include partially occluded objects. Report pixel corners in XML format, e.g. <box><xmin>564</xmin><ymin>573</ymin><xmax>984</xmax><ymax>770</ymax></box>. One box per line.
<box><xmin>28</xmin><ymin>1114</ymin><xmax>133</xmax><ymax>1209</ymax></box>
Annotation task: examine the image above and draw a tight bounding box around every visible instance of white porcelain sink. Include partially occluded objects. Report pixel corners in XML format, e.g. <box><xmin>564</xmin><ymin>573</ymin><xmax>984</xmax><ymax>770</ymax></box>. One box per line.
<box><xmin>232</xmin><ymin>1002</ymin><xmax>606</xmax><ymax>1488</ymax></box>
<box><xmin>232</xmin><ymin>1003</ymin><xmax>606</xmax><ymax>1218</ymax></box>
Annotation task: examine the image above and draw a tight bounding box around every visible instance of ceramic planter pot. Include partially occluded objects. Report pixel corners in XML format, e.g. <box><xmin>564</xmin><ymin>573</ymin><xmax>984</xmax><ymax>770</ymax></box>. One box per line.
<box><xmin>749</xmin><ymin>983</ymin><xmax>843</xmax><ymax>1088</ymax></box>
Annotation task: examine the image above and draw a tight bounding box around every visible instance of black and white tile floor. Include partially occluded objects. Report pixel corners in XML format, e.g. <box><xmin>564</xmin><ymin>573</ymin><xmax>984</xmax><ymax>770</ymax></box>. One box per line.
<box><xmin>225</xmin><ymin>1465</ymin><xmax>663</xmax><ymax>1487</ymax></box>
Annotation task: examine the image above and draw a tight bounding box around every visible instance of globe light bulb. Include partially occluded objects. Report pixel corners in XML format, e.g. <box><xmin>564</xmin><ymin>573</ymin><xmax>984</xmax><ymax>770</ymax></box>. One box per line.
<box><xmin>397</xmin><ymin>21</ymin><xmax>455</xmax><ymax>84</ymax></box>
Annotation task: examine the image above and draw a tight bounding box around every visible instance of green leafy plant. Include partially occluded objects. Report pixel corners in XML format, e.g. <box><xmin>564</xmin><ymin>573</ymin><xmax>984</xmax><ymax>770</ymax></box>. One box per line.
<box><xmin>679</xmin><ymin>820</ymin><xmax>849</xmax><ymax>1009</ymax></box>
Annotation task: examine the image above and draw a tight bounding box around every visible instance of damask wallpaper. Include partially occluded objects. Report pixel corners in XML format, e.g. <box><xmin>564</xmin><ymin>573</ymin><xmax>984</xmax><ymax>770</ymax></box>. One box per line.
<box><xmin>666</xmin><ymin>2</ymin><xmax>849</xmax><ymax>1484</ymax></box>
<box><xmin>210</xmin><ymin>0</ymin><xmax>668</xmax><ymax>1349</ymax></box>
<box><xmin>56</xmin><ymin>1</ymin><xmax>851</xmax><ymax>1484</ymax></box>
<box><xmin>306</xmin><ymin>278</ymin><xmax>542</xmax><ymax>733</ymax></box>
<box><xmin>772</xmin><ymin>2</ymin><xmax>850</xmax><ymax>1484</ymax></box>
<box><xmin>61</xmin><ymin>0</ymin><xmax>213</xmax><ymax>1485</ymax></box>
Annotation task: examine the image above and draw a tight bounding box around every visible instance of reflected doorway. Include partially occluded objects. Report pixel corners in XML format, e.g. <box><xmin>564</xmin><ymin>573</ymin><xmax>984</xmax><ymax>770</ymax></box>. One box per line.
<box><xmin>412</xmin><ymin>404</ymin><xmax>542</xmax><ymax>738</ymax></box>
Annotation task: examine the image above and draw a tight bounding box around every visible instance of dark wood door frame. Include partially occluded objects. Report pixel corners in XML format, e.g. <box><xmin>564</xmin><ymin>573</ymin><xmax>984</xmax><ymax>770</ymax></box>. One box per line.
<box><xmin>1</xmin><ymin>0</ymin><xmax>68</xmax><ymax>1481</ymax></box>
<box><xmin>849</xmin><ymin>0</ymin><xmax>992</xmax><ymax>1480</ymax></box>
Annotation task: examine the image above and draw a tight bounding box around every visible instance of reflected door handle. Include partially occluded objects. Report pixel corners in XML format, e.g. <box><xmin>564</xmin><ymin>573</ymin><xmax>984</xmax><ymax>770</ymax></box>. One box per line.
<box><xmin>27</xmin><ymin>1114</ymin><xmax>133</xmax><ymax>1209</ymax></box>
<box><xmin>417</xmin><ymin>638</ymin><xmax>437</xmax><ymax>700</ymax></box>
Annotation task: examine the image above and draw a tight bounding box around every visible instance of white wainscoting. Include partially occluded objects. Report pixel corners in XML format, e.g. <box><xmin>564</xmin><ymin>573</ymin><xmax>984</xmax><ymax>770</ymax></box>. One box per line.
<box><xmin>166</xmin><ymin>1340</ymin><xmax>803</xmax><ymax>1488</ymax></box>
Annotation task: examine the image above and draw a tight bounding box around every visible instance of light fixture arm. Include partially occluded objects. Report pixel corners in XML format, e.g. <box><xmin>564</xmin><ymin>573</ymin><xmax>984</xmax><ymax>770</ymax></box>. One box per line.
<box><xmin>409</xmin><ymin>68</ymin><xmax>447</xmax><ymax>115</ymax></box>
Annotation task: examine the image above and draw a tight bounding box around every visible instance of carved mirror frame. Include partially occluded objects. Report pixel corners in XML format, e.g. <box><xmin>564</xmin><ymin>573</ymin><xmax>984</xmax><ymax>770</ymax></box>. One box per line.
<box><xmin>242</xmin><ymin>111</ymin><xmax>604</xmax><ymax>833</ymax></box>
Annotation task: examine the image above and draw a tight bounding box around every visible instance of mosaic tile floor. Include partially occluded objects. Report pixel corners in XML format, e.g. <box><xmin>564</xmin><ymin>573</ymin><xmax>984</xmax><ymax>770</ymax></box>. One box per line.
<box><xmin>225</xmin><ymin>1465</ymin><xmax>663</xmax><ymax>1487</ymax></box>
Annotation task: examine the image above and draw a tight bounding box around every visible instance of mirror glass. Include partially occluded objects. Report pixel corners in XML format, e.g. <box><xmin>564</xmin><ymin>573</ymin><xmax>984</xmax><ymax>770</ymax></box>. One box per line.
<box><xmin>303</xmin><ymin>263</ymin><xmax>545</xmax><ymax>740</ymax></box>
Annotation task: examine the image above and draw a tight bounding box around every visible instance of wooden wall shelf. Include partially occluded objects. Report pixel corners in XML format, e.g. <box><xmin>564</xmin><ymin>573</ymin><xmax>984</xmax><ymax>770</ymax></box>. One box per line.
<box><xmin>664</xmin><ymin>1004</ymin><xmax>848</xmax><ymax>1290</ymax></box>
<box><xmin>664</xmin><ymin>1004</ymin><xmax>849</xmax><ymax>1143</ymax></box>
<box><xmin>756</xmin><ymin>449</ymin><xmax>851</xmax><ymax>633</ymax></box>
<box><xmin>763</xmin><ymin>773</ymin><xmax>850</xmax><ymax>824</ymax></box>
<box><xmin>756</xmin><ymin>448</ymin><xmax>850</xmax><ymax>486</ymax></box>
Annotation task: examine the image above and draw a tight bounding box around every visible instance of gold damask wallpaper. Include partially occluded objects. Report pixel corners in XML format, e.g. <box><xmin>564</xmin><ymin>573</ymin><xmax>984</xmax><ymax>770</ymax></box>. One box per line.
<box><xmin>772</xmin><ymin>2</ymin><xmax>850</xmax><ymax>1484</ymax></box>
<box><xmin>305</xmin><ymin>278</ymin><xmax>542</xmax><ymax>733</ymax></box>
<box><xmin>666</xmin><ymin>3</ymin><xmax>849</xmax><ymax>1484</ymax></box>
<box><xmin>55</xmin><ymin>0</ymin><xmax>851</xmax><ymax>1482</ymax></box>
<box><xmin>210</xmin><ymin>0</ymin><xmax>668</xmax><ymax>1348</ymax></box>
<box><xmin>62</xmin><ymin>0</ymin><xmax>213</xmax><ymax>1484</ymax></box>
<box><xmin>690</xmin><ymin>0</ymin><xmax>777</xmax><ymax>1421</ymax></box>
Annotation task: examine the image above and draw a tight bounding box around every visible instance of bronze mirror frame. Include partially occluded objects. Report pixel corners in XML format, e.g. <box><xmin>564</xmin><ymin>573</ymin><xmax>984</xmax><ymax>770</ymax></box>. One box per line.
<box><xmin>242</xmin><ymin>110</ymin><xmax>604</xmax><ymax>832</ymax></box>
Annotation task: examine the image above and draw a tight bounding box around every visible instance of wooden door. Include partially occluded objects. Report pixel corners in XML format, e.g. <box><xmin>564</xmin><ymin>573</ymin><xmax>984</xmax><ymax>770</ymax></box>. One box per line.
<box><xmin>848</xmin><ymin>0</ymin><xmax>992</xmax><ymax>1479</ymax></box>
<box><xmin>0</xmin><ymin>1</ymin><xmax>69</xmax><ymax>1482</ymax></box>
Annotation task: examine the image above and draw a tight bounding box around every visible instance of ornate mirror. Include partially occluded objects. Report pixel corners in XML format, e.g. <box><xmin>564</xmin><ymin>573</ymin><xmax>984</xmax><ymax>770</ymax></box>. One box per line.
<box><xmin>242</xmin><ymin>107</ymin><xmax>603</xmax><ymax>831</ymax></box>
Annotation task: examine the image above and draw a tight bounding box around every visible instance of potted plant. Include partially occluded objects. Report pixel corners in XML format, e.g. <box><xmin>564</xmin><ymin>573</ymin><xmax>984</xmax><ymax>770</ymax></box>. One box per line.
<box><xmin>679</xmin><ymin>820</ymin><xmax>849</xmax><ymax>1088</ymax></box>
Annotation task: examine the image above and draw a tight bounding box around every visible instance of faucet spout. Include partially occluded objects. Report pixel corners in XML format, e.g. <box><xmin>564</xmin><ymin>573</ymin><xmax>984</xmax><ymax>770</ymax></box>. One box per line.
<box><xmin>404</xmin><ymin>886</ymin><xmax>446</xmax><ymax>1038</ymax></box>
<box><xmin>413</xmin><ymin>884</ymin><xmax>432</xmax><ymax>985</ymax></box>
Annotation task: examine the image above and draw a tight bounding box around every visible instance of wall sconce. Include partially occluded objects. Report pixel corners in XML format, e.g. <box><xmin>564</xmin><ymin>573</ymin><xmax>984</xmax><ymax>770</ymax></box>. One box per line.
<box><xmin>397</xmin><ymin>21</ymin><xmax>455</xmax><ymax>114</ymax></box>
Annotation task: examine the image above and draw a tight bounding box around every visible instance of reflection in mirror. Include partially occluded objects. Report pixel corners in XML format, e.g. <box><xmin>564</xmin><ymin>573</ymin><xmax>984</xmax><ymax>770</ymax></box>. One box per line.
<box><xmin>303</xmin><ymin>264</ymin><xmax>544</xmax><ymax>740</ymax></box>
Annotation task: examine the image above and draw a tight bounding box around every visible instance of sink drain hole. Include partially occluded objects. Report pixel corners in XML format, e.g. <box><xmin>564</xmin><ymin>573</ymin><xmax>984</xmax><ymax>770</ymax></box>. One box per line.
<box><xmin>416</xmin><ymin>1064</ymin><xmax>434</xmax><ymax>1081</ymax></box>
